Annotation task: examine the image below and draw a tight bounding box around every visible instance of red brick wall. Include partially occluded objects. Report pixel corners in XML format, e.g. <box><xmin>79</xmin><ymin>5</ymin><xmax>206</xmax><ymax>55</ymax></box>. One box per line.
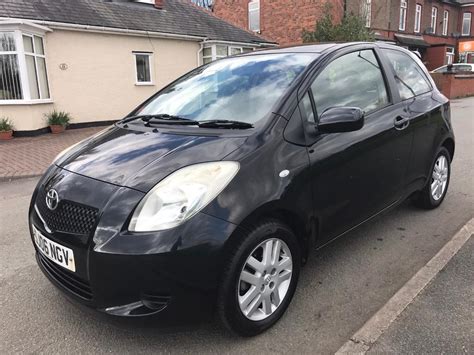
<box><xmin>212</xmin><ymin>0</ymin><xmax>474</xmax><ymax>53</ymax></box>
<box><xmin>431</xmin><ymin>73</ymin><xmax>474</xmax><ymax>99</ymax></box>
<box><xmin>213</xmin><ymin>0</ymin><xmax>344</xmax><ymax>45</ymax></box>
<box><xmin>212</xmin><ymin>0</ymin><xmax>248</xmax><ymax>33</ymax></box>
<box><xmin>424</xmin><ymin>45</ymin><xmax>448</xmax><ymax>71</ymax></box>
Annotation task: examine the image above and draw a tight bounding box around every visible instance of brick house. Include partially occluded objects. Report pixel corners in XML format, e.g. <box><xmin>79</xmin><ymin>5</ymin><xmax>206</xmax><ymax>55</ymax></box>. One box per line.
<box><xmin>211</xmin><ymin>0</ymin><xmax>474</xmax><ymax>70</ymax></box>
<box><xmin>212</xmin><ymin>0</ymin><xmax>344</xmax><ymax>45</ymax></box>
<box><xmin>346</xmin><ymin>0</ymin><xmax>474</xmax><ymax>70</ymax></box>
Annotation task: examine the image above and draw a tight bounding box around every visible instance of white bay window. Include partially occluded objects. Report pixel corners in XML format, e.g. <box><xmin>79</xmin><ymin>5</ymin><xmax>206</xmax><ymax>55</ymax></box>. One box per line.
<box><xmin>0</xmin><ymin>22</ymin><xmax>51</xmax><ymax>103</ymax></box>
<box><xmin>0</xmin><ymin>32</ymin><xmax>22</xmax><ymax>100</ymax></box>
<box><xmin>23</xmin><ymin>34</ymin><xmax>49</xmax><ymax>99</ymax></box>
<box><xmin>201</xmin><ymin>43</ymin><xmax>254</xmax><ymax>65</ymax></box>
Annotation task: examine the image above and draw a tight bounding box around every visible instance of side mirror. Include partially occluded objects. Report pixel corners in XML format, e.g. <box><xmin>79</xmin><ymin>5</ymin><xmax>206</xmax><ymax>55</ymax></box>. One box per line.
<box><xmin>317</xmin><ymin>107</ymin><xmax>365</xmax><ymax>134</ymax></box>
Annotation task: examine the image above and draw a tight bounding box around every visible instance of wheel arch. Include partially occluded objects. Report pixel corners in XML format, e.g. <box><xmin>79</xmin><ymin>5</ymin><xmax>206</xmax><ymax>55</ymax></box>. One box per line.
<box><xmin>221</xmin><ymin>201</ymin><xmax>315</xmax><ymax>269</ymax></box>
<box><xmin>441</xmin><ymin>137</ymin><xmax>455</xmax><ymax>161</ymax></box>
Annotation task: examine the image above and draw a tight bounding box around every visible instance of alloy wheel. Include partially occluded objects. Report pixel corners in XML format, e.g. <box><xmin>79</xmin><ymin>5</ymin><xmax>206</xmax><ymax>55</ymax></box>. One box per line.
<box><xmin>237</xmin><ymin>238</ymin><xmax>293</xmax><ymax>321</ymax></box>
<box><xmin>431</xmin><ymin>155</ymin><xmax>449</xmax><ymax>201</ymax></box>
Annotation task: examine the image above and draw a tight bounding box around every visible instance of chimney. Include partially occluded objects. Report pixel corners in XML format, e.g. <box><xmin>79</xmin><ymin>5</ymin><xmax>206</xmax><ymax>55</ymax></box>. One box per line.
<box><xmin>154</xmin><ymin>0</ymin><xmax>163</xmax><ymax>9</ymax></box>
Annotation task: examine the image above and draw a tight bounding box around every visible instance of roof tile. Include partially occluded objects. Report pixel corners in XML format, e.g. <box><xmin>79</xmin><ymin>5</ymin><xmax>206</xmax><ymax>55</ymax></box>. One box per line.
<box><xmin>0</xmin><ymin>0</ymin><xmax>273</xmax><ymax>44</ymax></box>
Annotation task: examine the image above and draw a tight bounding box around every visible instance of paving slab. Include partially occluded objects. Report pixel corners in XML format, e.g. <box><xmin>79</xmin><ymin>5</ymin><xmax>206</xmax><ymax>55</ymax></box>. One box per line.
<box><xmin>0</xmin><ymin>127</ymin><xmax>104</xmax><ymax>181</ymax></box>
<box><xmin>368</xmin><ymin>236</ymin><xmax>473</xmax><ymax>354</ymax></box>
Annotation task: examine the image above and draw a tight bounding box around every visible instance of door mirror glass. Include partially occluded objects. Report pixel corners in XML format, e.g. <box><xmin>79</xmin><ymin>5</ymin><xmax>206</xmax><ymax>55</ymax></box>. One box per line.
<box><xmin>318</xmin><ymin>107</ymin><xmax>364</xmax><ymax>133</ymax></box>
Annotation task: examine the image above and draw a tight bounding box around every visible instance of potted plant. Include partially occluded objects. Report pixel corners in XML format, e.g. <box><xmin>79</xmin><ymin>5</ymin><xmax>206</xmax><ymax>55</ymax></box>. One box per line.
<box><xmin>45</xmin><ymin>110</ymin><xmax>71</xmax><ymax>134</ymax></box>
<box><xmin>0</xmin><ymin>117</ymin><xmax>14</xmax><ymax>140</ymax></box>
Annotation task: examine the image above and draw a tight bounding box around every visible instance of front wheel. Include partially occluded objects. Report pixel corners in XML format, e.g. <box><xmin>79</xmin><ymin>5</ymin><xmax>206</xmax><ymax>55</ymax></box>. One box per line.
<box><xmin>414</xmin><ymin>147</ymin><xmax>451</xmax><ymax>209</ymax></box>
<box><xmin>217</xmin><ymin>220</ymin><xmax>301</xmax><ymax>336</ymax></box>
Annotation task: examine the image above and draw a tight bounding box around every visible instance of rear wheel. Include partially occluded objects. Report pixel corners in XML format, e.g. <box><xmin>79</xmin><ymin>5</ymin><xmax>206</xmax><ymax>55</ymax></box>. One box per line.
<box><xmin>217</xmin><ymin>220</ymin><xmax>301</xmax><ymax>336</ymax></box>
<box><xmin>414</xmin><ymin>147</ymin><xmax>451</xmax><ymax>209</ymax></box>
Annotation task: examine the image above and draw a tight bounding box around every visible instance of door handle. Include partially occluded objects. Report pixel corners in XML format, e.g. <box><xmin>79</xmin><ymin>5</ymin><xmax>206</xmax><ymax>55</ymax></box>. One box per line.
<box><xmin>394</xmin><ymin>116</ymin><xmax>410</xmax><ymax>130</ymax></box>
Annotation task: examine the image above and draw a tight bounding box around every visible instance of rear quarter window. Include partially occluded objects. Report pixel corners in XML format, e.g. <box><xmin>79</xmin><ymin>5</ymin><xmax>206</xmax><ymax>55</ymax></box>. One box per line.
<box><xmin>382</xmin><ymin>49</ymin><xmax>432</xmax><ymax>100</ymax></box>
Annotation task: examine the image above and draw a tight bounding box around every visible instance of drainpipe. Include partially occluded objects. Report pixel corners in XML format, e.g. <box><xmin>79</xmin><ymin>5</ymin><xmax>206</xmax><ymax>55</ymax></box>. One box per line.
<box><xmin>197</xmin><ymin>41</ymin><xmax>205</xmax><ymax>67</ymax></box>
<box><xmin>388</xmin><ymin>0</ymin><xmax>392</xmax><ymax>38</ymax></box>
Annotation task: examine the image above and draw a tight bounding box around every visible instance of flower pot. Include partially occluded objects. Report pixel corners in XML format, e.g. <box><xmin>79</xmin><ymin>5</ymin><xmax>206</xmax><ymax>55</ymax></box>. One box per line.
<box><xmin>50</xmin><ymin>125</ymin><xmax>66</xmax><ymax>134</ymax></box>
<box><xmin>0</xmin><ymin>130</ymin><xmax>13</xmax><ymax>140</ymax></box>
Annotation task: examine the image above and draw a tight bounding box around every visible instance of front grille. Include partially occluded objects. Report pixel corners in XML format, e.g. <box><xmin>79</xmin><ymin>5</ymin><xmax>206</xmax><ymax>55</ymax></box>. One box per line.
<box><xmin>37</xmin><ymin>252</ymin><xmax>93</xmax><ymax>300</ymax></box>
<box><xmin>36</xmin><ymin>189</ymin><xmax>99</xmax><ymax>236</ymax></box>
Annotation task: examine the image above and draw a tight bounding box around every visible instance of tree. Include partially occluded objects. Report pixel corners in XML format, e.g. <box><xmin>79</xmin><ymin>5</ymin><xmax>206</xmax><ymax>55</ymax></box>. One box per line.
<box><xmin>302</xmin><ymin>3</ymin><xmax>374</xmax><ymax>43</ymax></box>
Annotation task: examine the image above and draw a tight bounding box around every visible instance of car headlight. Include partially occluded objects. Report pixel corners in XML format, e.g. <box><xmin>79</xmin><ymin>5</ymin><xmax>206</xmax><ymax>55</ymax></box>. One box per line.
<box><xmin>128</xmin><ymin>161</ymin><xmax>239</xmax><ymax>232</ymax></box>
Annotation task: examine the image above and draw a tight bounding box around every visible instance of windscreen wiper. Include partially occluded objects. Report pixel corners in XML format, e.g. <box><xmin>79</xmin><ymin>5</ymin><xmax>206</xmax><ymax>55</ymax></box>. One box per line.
<box><xmin>120</xmin><ymin>114</ymin><xmax>198</xmax><ymax>126</ymax></box>
<box><xmin>120</xmin><ymin>116</ymin><xmax>253</xmax><ymax>129</ymax></box>
<box><xmin>198</xmin><ymin>120</ymin><xmax>254</xmax><ymax>129</ymax></box>
<box><xmin>144</xmin><ymin>114</ymin><xmax>199</xmax><ymax>126</ymax></box>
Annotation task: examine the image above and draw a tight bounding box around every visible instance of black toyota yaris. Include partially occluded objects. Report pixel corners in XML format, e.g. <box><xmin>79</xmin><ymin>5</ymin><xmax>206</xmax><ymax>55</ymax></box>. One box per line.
<box><xmin>29</xmin><ymin>42</ymin><xmax>455</xmax><ymax>336</ymax></box>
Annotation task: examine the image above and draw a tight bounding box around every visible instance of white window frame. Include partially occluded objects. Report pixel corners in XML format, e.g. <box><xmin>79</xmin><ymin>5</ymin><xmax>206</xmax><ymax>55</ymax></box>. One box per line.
<box><xmin>442</xmin><ymin>10</ymin><xmax>449</xmax><ymax>36</ymax></box>
<box><xmin>133</xmin><ymin>52</ymin><xmax>154</xmax><ymax>86</ymax></box>
<box><xmin>431</xmin><ymin>7</ymin><xmax>438</xmax><ymax>34</ymax></box>
<box><xmin>248</xmin><ymin>0</ymin><xmax>260</xmax><ymax>33</ymax></box>
<box><xmin>0</xmin><ymin>25</ymin><xmax>52</xmax><ymax>105</ymax></box>
<box><xmin>202</xmin><ymin>46</ymin><xmax>213</xmax><ymax>65</ymax></box>
<box><xmin>364</xmin><ymin>0</ymin><xmax>372</xmax><ymax>28</ymax></box>
<box><xmin>200</xmin><ymin>43</ymin><xmax>254</xmax><ymax>65</ymax></box>
<box><xmin>446</xmin><ymin>47</ymin><xmax>454</xmax><ymax>65</ymax></box>
<box><xmin>215</xmin><ymin>44</ymin><xmax>229</xmax><ymax>60</ymax></box>
<box><xmin>22</xmin><ymin>33</ymin><xmax>49</xmax><ymax>100</ymax></box>
<box><xmin>399</xmin><ymin>0</ymin><xmax>408</xmax><ymax>31</ymax></box>
<box><xmin>414</xmin><ymin>4</ymin><xmax>422</xmax><ymax>33</ymax></box>
<box><xmin>135</xmin><ymin>0</ymin><xmax>154</xmax><ymax>4</ymax></box>
<box><xmin>462</xmin><ymin>12</ymin><xmax>472</xmax><ymax>36</ymax></box>
<box><xmin>0</xmin><ymin>31</ymin><xmax>23</xmax><ymax>101</ymax></box>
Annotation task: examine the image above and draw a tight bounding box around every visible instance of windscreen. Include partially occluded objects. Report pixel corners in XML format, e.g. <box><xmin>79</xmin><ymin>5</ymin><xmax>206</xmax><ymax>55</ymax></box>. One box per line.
<box><xmin>137</xmin><ymin>53</ymin><xmax>317</xmax><ymax>124</ymax></box>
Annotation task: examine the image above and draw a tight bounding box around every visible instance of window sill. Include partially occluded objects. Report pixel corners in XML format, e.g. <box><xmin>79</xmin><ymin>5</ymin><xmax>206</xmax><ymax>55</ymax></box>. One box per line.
<box><xmin>0</xmin><ymin>99</ymin><xmax>53</xmax><ymax>106</ymax></box>
<box><xmin>135</xmin><ymin>82</ymin><xmax>155</xmax><ymax>86</ymax></box>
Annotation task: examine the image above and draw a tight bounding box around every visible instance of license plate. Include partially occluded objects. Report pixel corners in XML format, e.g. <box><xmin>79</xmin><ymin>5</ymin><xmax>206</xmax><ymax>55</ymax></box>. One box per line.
<box><xmin>33</xmin><ymin>225</ymin><xmax>76</xmax><ymax>272</ymax></box>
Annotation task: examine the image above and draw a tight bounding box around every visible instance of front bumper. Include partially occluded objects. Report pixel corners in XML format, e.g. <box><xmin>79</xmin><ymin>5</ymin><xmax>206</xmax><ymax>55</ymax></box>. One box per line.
<box><xmin>30</xmin><ymin>166</ymin><xmax>239</xmax><ymax>317</ymax></box>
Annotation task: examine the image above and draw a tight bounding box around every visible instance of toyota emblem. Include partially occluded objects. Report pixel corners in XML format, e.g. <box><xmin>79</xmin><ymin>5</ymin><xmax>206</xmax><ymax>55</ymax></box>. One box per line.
<box><xmin>45</xmin><ymin>189</ymin><xmax>59</xmax><ymax>210</ymax></box>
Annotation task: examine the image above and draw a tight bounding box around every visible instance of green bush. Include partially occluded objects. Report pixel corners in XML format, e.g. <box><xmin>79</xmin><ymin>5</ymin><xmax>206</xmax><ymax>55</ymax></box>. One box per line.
<box><xmin>45</xmin><ymin>110</ymin><xmax>72</xmax><ymax>126</ymax></box>
<box><xmin>0</xmin><ymin>117</ymin><xmax>14</xmax><ymax>132</ymax></box>
<box><xmin>302</xmin><ymin>3</ymin><xmax>374</xmax><ymax>43</ymax></box>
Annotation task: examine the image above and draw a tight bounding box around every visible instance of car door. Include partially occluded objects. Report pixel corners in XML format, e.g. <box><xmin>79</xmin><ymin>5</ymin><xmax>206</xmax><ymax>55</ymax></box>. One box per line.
<box><xmin>299</xmin><ymin>46</ymin><xmax>414</xmax><ymax>244</ymax></box>
<box><xmin>380</xmin><ymin>48</ymin><xmax>443</xmax><ymax>192</ymax></box>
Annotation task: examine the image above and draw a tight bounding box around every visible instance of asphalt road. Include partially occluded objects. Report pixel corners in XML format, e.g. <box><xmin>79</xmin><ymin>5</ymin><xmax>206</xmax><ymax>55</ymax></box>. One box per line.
<box><xmin>1</xmin><ymin>98</ymin><xmax>473</xmax><ymax>354</ymax></box>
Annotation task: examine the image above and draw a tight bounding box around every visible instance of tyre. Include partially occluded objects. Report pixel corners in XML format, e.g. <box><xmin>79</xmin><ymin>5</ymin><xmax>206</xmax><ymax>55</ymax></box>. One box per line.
<box><xmin>217</xmin><ymin>220</ymin><xmax>301</xmax><ymax>336</ymax></box>
<box><xmin>414</xmin><ymin>147</ymin><xmax>451</xmax><ymax>209</ymax></box>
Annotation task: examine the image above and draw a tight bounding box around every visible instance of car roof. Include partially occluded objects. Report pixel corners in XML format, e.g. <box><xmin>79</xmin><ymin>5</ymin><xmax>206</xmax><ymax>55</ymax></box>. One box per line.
<box><xmin>242</xmin><ymin>41</ymin><xmax>405</xmax><ymax>56</ymax></box>
<box><xmin>251</xmin><ymin>43</ymin><xmax>340</xmax><ymax>54</ymax></box>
